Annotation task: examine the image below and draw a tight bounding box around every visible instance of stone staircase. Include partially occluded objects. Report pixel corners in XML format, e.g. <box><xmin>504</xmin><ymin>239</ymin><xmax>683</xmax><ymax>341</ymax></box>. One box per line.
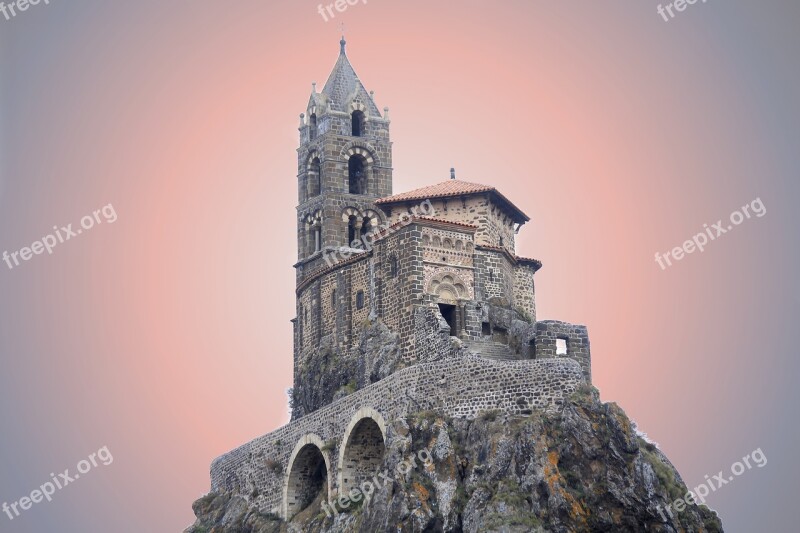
<box><xmin>463</xmin><ymin>338</ymin><xmax>520</xmax><ymax>362</ymax></box>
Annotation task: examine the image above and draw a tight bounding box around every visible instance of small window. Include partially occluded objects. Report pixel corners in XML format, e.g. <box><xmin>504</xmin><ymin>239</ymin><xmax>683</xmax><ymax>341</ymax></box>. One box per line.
<box><xmin>309</xmin><ymin>114</ymin><xmax>317</xmax><ymax>140</ymax></box>
<box><xmin>390</xmin><ymin>256</ymin><xmax>398</xmax><ymax>277</ymax></box>
<box><xmin>356</xmin><ymin>290</ymin><xmax>365</xmax><ymax>310</ymax></box>
<box><xmin>556</xmin><ymin>338</ymin><xmax>568</xmax><ymax>355</ymax></box>
<box><xmin>331</xmin><ymin>289</ymin><xmax>337</xmax><ymax>309</ymax></box>
<box><xmin>352</xmin><ymin>110</ymin><xmax>365</xmax><ymax>137</ymax></box>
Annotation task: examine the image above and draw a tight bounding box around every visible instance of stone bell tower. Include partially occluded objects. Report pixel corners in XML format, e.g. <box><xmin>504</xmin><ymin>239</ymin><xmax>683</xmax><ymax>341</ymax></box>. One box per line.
<box><xmin>295</xmin><ymin>37</ymin><xmax>393</xmax><ymax>280</ymax></box>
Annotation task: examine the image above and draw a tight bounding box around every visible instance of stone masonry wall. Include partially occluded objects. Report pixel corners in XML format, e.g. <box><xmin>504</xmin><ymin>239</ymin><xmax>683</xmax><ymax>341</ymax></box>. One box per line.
<box><xmin>513</xmin><ymin>263</ymin><xmax>537</xmax><ymax>321</ymax></box>
<box><xmin>209</xmin><ymin>355</ymin><xmax>586</xmax><ymax>517</ymax></box>
<box><xmin>534</xmin><ymin>320</ymin><xmax>592</xmax><ymax>382</ymax></box>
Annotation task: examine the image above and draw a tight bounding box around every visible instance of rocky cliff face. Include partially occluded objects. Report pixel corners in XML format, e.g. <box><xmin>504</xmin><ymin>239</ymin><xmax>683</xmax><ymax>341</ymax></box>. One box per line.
<box><xmin>186</xmin><ymin>386</ymin><xmax>723</xmax><ymax>533</ymax></box>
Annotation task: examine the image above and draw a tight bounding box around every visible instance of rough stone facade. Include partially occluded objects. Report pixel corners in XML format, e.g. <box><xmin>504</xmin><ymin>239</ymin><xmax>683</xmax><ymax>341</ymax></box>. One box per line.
<box><xmin>204</xmin><ymin>39</ymin><xmax>596</xmax><ymax>522</ymax></box>
<box><xmin>534</xmin><ymin>320</ymin><xmax>592</xmax><ymax>381</ymax></box>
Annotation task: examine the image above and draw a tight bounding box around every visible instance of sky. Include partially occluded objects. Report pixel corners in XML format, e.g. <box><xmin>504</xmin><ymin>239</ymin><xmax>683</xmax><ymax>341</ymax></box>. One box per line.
<box><xmin>0</xmin><ymin>0</ymin><xmax>798</xmax><ymax>531</ymax></box>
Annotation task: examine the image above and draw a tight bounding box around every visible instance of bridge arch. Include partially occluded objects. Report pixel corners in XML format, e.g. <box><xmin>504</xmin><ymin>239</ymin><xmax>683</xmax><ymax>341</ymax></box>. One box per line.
<box><xmin>337</xmin><ymin>408</ymin><xmax>387</xmax><ymax>498</ymax></box>
<box><xmin>283</xmin><ymin>434</ymin><xmax>331</xmax><ymax>520</ymax></box>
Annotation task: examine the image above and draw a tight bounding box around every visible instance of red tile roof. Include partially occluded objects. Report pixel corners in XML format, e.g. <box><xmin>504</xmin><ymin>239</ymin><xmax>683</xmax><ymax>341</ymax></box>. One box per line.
<box><xmin>376</xmin><ymin>180</ymin><xmax>494</xmax><ymax>204</ymax></box>
<box><xmin>376</xmin><ymin>179</ymin><xmax>530</xmax><ymax>224</ymax></box>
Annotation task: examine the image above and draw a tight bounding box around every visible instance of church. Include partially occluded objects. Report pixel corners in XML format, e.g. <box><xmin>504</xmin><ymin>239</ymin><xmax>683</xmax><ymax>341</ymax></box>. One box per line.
<box><xmin>208</xmin><ymin>37</ymin><xmax>592</xmax><ymax>520</ymax></box>
<box><xmin>291</xmin><ymin>37</ymin><xmax>590</xmax><ymax>419</ymax></box>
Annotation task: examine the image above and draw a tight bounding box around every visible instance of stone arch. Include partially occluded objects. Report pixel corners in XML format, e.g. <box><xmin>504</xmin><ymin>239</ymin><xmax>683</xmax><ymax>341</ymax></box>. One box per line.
<box><xmin>340</xmin><ymin>141</ymin><xmax>380</xmax><ymax>168</ymax></box>
<box><xmin>337</xmin><ymin>408</ymin><xmax>387</xmax><ymax>499</ymax></box>
<box><xmin>362</xmin><ymin>209</ymin><xmax>382</xmax><ymax>229</ymax></box>
<box><xmin>427</xmin><ymin>270</ymin><xmax>472</xmax><ymax>302</ymax></box>
<box><xmin>283</xmin><ymin>434</ymin><xmax>332</xmax><ymax>520</ymax></box>
<box><xmin>342</xmin><ymin>207</ymin><xmax>362</xmax><ymax>246</ymax></box>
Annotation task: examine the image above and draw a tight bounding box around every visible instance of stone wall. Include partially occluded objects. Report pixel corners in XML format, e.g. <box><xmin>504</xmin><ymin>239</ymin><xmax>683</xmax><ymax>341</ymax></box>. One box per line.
<box><xmin>385</xmin><ymin>196</ymin><xmax>516</xmax><ymax>251</ymax></box>
<box><xmin>534</xmin><ymin>320</ymin><xmax>592</xmax><ymax>381</ymax></box>
<box><xmin>209</xmin><ymin>355</ymin><xmax>586</xmax><ymax>517</ymax></box>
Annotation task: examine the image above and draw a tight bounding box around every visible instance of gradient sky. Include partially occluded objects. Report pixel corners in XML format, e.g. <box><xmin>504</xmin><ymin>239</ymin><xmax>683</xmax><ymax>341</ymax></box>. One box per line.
<box><xmin>0</xmin><ymin>1</ymin><xmax>798</xmax><ymax>531</ymax></box>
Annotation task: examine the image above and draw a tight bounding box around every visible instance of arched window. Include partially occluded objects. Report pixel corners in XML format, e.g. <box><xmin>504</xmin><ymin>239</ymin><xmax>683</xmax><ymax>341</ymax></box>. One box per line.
<box><xmin>309</xmin><ymin>114</ymin><xmax>317</xmax><ymax>140</ymax></box>
<box><xmin>360</xmin><ymin>216</ymin><xmax>373</xmax><ymax>238</ymax></box>
<box><xmin>348</xmin><ymin>155</ymin><xmax>367</xmax><ymax>195</ymax></box>
<box><xmin>308</xmin><ymin>157</ymin><xmax>321</xmax><ymax>197</ymax></box>
<box><xmin>347</xmin><ymin>215</ymin><xmax>359</xmax><ymax>247</ymax></box>
<box><xmin>351</xmin><ymin>110</ymin><xmax>365</xmax><ymax>137</ymax></box>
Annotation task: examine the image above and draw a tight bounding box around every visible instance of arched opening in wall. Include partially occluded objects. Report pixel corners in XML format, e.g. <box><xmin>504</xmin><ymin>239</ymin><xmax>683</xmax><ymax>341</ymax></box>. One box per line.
<box><xmin>308</xmin><ymin>157</ymin><xmax>321</xmax><ymax>197</ymax></box>
<box><xmin>309</xmin><ymin>114</ymin><xmax>317</xmax><ymax>140</ymax></box>
<box><xmin>351</xmin><ymin>110</ymin><xmax>365</xmax><ymax>137</ymax></box>
<box><xmin>348</xmin><ymin>155</ymin><xmax>367</xmax><ymax>195</ymax></box>
<box><xmin>347</xmin><ymin>215</ymin><xmax>358</xmax><ymax>246</ymax></box>
<box><xmin>340</xmin><ymin>418</ymin><xmax>386</xmax><ymax>498</ymax></box>
<box><xmin>360</xmin><ymin>216</ymin><xmax>373</xmax><ymax>238</ymax></box>
<box><xmin>285</xmin><ymin>444</ymin><xmax>328</xmax><ymax>520</ymax></box>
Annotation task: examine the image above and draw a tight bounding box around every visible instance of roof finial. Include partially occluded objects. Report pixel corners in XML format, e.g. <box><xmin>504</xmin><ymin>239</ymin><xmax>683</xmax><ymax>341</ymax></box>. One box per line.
<box><xmin>339</xmin><ymin>23</ymin><xmax>346</xmax><ymax>55</ymax></box>
<box><xmin>450</xmin><ymin>168</ymin><xmax>456</xmax><ymax>180</ymax></box>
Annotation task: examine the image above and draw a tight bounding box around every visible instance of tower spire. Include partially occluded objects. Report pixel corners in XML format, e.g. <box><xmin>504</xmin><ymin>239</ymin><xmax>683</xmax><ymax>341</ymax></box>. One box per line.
<box><xmin>339</xmin><ymin>23</ymin><xmax>346</xmax><ymax>55</ymax></box>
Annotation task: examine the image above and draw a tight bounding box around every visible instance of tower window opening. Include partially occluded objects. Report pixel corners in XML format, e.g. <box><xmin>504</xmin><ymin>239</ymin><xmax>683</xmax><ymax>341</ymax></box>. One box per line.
<box><xmin>348</xmin><ymin>156</ymin><xmax>366</xmax><ymax>195</ymax></box>
<box><xmin>309</xmin><ymin>113</ymin><xmax>317</xmax><ymax>140</ymax></box>
<box><xmin>314</xmin><ymin>227</ymin><xmax>321</xmax><ymax>252</ymax></box>
<box><xmin>390</xmin><ymin>256</ymin><xmax>398</xmax><ymax>277</ymax></box>
<box><xmin>347</xmin><ymin>215</ymin><xmax>358</xmax><ymax>247</ymax></box>
<box><xmin>308</xmin><ymin>157</ymin><xmax>321</xmax><ymax>197</ymax></box>
<box><xmin>352</xmin><ymin>110</ymin><xmax>365</xmax><ymax>137</ymax></box>
<box><xmin>360</xmin><ymin>216</ymin><xmax>373</xmax><ymax>238</ymax></box>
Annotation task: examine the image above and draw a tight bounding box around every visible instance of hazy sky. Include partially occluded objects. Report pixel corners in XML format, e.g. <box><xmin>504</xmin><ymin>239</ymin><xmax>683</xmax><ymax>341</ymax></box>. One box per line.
<box><xmin>0</xmin><ymin>1</ymin><xmax>798</xmax><ymax>531</ymax></box>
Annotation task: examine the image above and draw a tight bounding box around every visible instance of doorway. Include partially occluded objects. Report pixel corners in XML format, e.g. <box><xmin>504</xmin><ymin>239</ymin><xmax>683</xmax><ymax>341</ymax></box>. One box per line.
<box><xmin>438</xmin><ymin>304</ymin><xmax>457</xmax><ymax>336</ymax></box>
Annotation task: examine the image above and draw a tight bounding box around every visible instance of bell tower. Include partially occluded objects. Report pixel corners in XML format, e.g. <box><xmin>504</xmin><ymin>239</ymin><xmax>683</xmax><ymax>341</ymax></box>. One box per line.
<box><xmin>295</xmin><ymin>37</ymin><xmax>393</xmax><ymax>278</ymax></box>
